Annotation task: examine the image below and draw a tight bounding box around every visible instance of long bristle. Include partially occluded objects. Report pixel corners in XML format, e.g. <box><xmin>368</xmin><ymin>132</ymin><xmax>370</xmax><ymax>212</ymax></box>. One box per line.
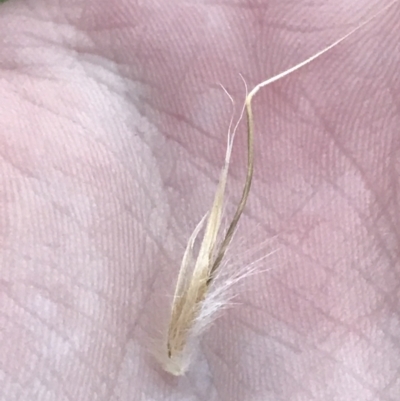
<box><xmin>158</xmin><ymin>1</ymin><xmax>398</xmax><ymax>376</ymax></box>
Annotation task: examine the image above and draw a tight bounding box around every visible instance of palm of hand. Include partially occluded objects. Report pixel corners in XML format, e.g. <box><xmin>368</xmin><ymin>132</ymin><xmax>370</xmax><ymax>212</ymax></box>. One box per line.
<box><xmin>0</xmin><ymin>1</ymin><xmax>399</xmax><ymax>400</ymax></box>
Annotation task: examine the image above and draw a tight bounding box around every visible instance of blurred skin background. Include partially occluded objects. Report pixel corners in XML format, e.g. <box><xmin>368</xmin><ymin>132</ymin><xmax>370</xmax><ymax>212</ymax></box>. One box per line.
<box><xmin>0</xmin><ymin>1</ymin><xmax>399</xmax><ymax>400</ymax></box>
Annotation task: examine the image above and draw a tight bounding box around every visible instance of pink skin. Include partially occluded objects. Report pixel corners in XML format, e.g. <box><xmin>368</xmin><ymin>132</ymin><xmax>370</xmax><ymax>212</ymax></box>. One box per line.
<box><xmin>0</xmin><ymin>0</ymin><xmax>399</xmax><ymax>400</ymax></box>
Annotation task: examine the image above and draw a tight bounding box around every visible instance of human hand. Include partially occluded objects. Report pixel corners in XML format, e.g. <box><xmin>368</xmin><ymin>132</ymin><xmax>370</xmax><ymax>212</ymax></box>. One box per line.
<box><xmin>0</xmin><ymin>1</ymin><xmax>399</xmax><ymax>400</ymax></box>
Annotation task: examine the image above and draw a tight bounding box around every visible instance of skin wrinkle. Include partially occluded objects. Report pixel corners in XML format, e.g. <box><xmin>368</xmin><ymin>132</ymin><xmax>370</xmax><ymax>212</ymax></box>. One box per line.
<box><xmin>317</xmin><ymin>113</ymin><xmax>400</xmax><ymax>253</ymax></box>
<box><xmin>245</xmin><ymin>208</ymin><xmax>336</xmax><ymax>274</ymax></box>
<box><xmin>284</xmin><ymin>78</ymin><xmax>400</xmax><ymax>266</ymax></box>
<box><xmin>139</xmin><ymin>110</ymin><xmax>233</xmax><ymax>232</ymax></box>
<box><xmin>348</xmin><ymin>353</ymin><xmax>394</xmax><ymax>400</ymax></box>
<box><xmin>295</xmin><ymin>95</ymin><xmax>392</xmax><ymax>190</ymax></box>
<box><xmin>1</xmin><ymin>322</ymin><xmax>85</xmax><ymax>399</ymax></box>
<box><xmin>1</xmin><ymin>102</ymin><xmax>158</xmax><ymax>400</ymax></box>
<box><xmin>0</xmin><ymin>152</ymin><xmax>38</xmax><ymax>179</ymax></box>
<box><xmin>266</xmin><ymin>84</ymin><xmax>316</xmax><ymax>129</ymax></box>
<box><xmin>135</xmin><ymin>104</ymin><xmax>224</xmax><ymax>181</ymax></box>
<box><xmin>327</xmin><ymin>178</ymin><xmax>399</xmax><ymax>274</ymax></box>
<box><xmin>138</xmin><ymin>94</ymin><xmax>217</xmax><ymax>143</ymax></box>
<box><xmin>3</xmin><ymin>235</ymin><xmax>117</xmax><ymax>304</ymax></box>
<box><xmin>2</xmin><ymin>291</ymin><xmax>108</xmax><ymax>380</ymax></box>
<box><xmin>265</xmin><ymin>277</ymin><xmax>370</xmax><ymax>343</ymax></box>
<box><xmin>2</xmin><ymin>113</ymin><xmax>118</xmax><ymax>188</ymax></box>
<box><xmin>254</xmin><ymin>269</ymin><xmax>373</xmax><ymax>344</ymax></box>
<box><xmin>311</xmin><ymin>351</ymin><xmax>378</xmax><ymax>400</ymax></box>
<box><xmin>310</xmin><ymin>354</ymin><xmax>374</xmax><ymax>399</ymax></box>
<box><xmin>20</xmin><ymin>116</ymin><xmax>161</xmax><ymax>254</ymax></box>
<box><xmin>208</xmin><ymin>337</ymin><xmax>305</xmax><ymax>401</ymax></box>
<box><xmin>0</xmin><ymin>313</ymin><xmax>45</xmax><ymax>369</ymax></box>
<box><xmin>33</xmin><ymin>269</ymin><xmax>129</xmax><ymax>352</ymax></box>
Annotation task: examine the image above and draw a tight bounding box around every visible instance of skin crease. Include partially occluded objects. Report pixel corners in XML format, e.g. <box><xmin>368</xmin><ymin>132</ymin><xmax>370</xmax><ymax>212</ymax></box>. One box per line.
<box><xmin>0</xmin><ymin>0</ymin><xmax>400</xmax><ymax>400</ymax></box>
